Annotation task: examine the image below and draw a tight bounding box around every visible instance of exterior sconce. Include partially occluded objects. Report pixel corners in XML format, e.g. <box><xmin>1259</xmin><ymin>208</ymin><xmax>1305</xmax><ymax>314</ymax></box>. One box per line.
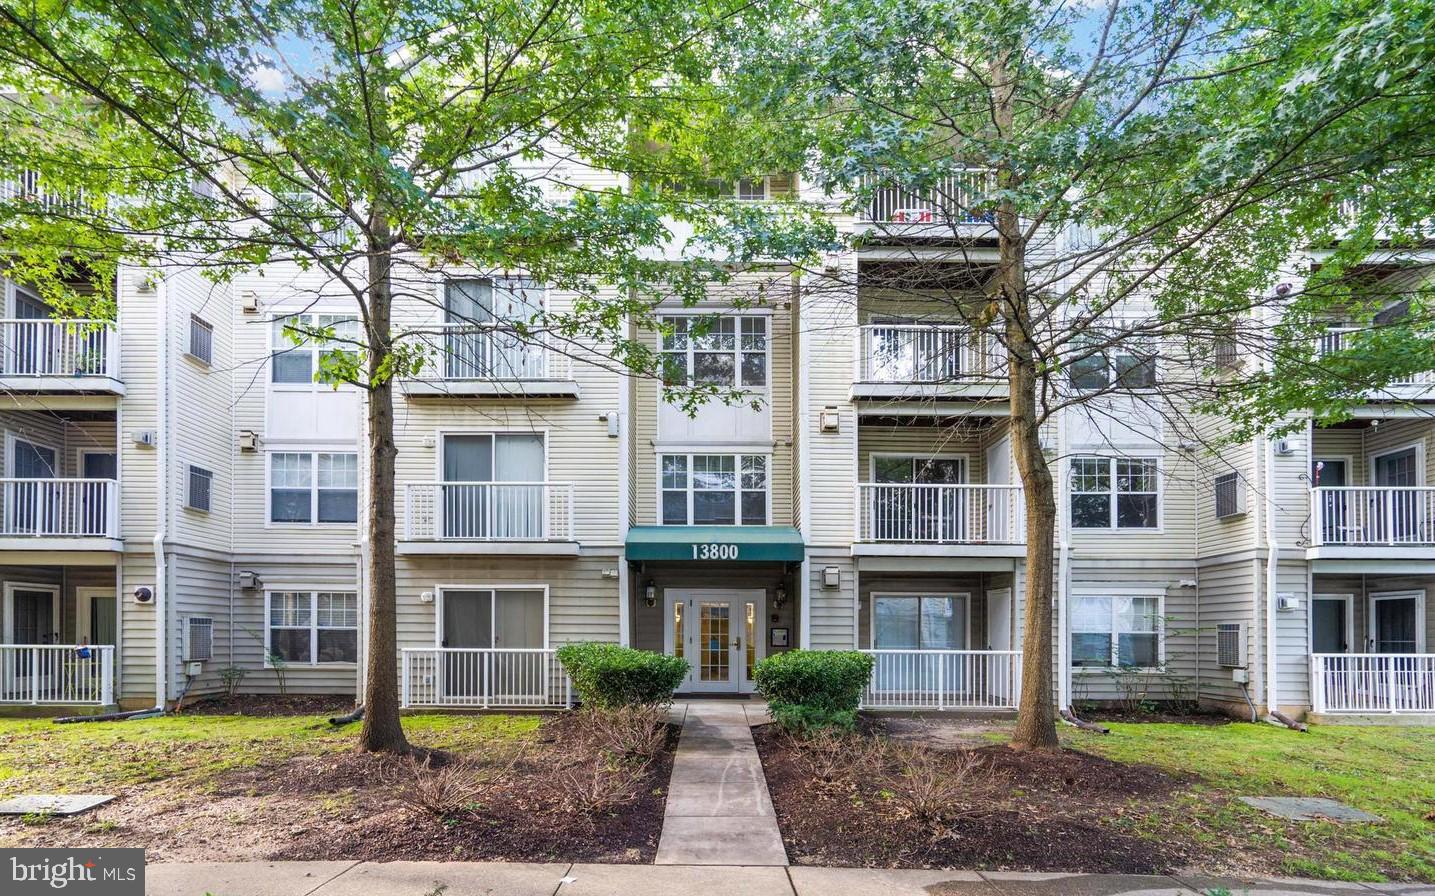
<box><xmin>773</xmin><ymin>586</ymin><xmax>786</xmax><ymax>610</ymax></box>
<box><xmin>822</xmin><ymin>566</ymin><xmax>840</xmax><ymax>589</ymax></box>
<box><xmin>644</xmin><ymin>582</ymin><xmax>657</xmax><ymax>608</ymax></box>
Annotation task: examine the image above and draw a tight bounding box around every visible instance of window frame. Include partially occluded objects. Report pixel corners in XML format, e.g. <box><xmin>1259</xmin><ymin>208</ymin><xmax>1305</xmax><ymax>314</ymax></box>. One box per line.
<box><xmin>265</xmin><ymin>450</ymin><xmax>360</xmax><ymax>527</ymax></box>
<box><xmin>433</xmin><ymin>583</ymin><xmax>550</xmax><ymax>649</ymax></box>
<box><xmin>268</xmin><ymin>310</ymin><xmax>362</xmax><ymax>390</ymax></box>
<box><xmin>263</xmin><ymin>588</ymin><xmax>360</xmax><ymax>667</ymax></box>
<box><xmin>1069</xmin><ymin>587</ymin><xmax>1165</xmax><ymax>673</ymax></box>
<box><xmin>1069</xmin><ymin>455</ymin><xmax>1162</xmax><ymax>532</ymax></box>
<box><xmin>658</xmin><ymin>452</ymin><xmax>771</xmax><ymax>526</ymax></box>
<box><xmin>658</xmin><ymin>313</ymin><xmax>770</xmax><ymax>393</ymax></box>
<box><xmin>1067</xmin><ymin>334</ymin><xmax>1159</xmax><ymax>391</ymax></box>
<box><xmin>186</xmin><ymin>465</ymin><xmax>214</xmax><ymax>513</ymax></box>
<box><xmin>187</xmin><ymin>314</ymin><xmax>214</xmax><ymax>366</ymax></box>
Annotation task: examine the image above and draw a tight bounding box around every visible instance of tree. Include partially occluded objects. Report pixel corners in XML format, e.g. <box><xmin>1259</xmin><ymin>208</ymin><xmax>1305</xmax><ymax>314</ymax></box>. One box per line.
<box><xmin>0</xmin><ymin>0</ymin><xmax>829</xmax><ymax>751</ymax></box>
<box><xmin>734</xmin><ymin>0</ymin><xmax>1435</xmax><ymax>749</ymax></box>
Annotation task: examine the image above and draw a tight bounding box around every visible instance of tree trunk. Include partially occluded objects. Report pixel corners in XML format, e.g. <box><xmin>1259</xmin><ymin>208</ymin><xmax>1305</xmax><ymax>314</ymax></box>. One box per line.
<box><xmin>992</xmin><ymin>52</ymin><xmax>1060</xmax><ymax>752</ymax></box>
<box><xmin>359</xmin><ymin>222</ymin><xmax>410</xmax><ymax>754</ymax></box>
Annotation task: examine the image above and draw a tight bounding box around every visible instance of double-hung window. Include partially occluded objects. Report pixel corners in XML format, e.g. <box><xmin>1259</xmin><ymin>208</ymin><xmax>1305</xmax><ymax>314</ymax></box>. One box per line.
<box><xmin>269</xmin><ymin>452</ymin><xmax>359</xmax><ymax>524</ymax></box>
<box><xmin>1071</xmin><ymin>593</ymin><xmax>1162</xmax><ymax>669</ymax></box>
<box><xmin>1070</xmin><ymin>457</ymin><xmax>1159</xmax><ymax>529</ymax></box>
<box><xmin>1067</xmin><ymin>335</ymin><xmax>1157</xmax><ymax>390</ymax></box>
<box><xmin>271</xmin><ymin>312</ymin><xmax>361</xmax><ymax>384</ymax></box>
<box><xmin>660</xmin><ymin>315</ymin><xmax>767</xmax><ymax>389</ymax></box>
<box><xmin>442</xmin><ymin>278</ymin><xmax>544</xmax><ymax>379</ymax></box>
<box><xmin>661</xmin><ymin>454</ymin><xmax>767</xmax><ymax>525</ymax></box>
<box><xmin>267</xmin><ymin>590</ymin><xmax>358</xmax><ymax>664</ymax></box>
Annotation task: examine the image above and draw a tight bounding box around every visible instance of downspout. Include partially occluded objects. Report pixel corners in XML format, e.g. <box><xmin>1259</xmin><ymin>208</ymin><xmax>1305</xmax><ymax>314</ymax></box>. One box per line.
<box><xmin>152</xmin><ymin>272</ymin><xmax>170</xmax><ymax>711</ymax></box>
<box><xmin>1264</xmin><ymin>433</ymin><xmax>1280</xmax><ymax>718</ymax></box>
<box><xmin>797</xmin><ymin>274</ymin><xmax>813</xmax><ymax>649</ymax></box>
<box><xmin>617</xmin><ymin>302</ymin><xmax>633</xmax><ymax>646</ymax></box>
<box><xmin>1057</xmin><ymin>416</ymin><xmax>1072</xmax><ymax>710</ymax></box>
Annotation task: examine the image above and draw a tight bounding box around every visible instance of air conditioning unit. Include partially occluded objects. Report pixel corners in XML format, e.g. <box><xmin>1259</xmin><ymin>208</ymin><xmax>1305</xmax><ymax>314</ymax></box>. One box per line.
<box><xmin>1277</xmin><ymin>593</ymin><xmax>1301</xmax><ymax>612</ymax></box>
<box><xmin>183</xmin><ymin>616</ymin><xmax>214</xmax><ymax>662</ymax></box>
<box><xmin>133</xmin><ymin>430</ymin><xmax>157</xmax><ymax>448</ymax></box>
<box><xmin>1217</xmin><ymin>622</ymin><xmax>1246</xmax><ymax>668</ymax></box>
<box><xmin>1274</xmin><ymin>438</ymin><xmax>1297</xmax><ymax>456</ymax></box>
<box><xmin>239</xmin><ymin>430</ymin><xmax>259</xmax><ymax>452</ymax></box>
<box><xmin>241</xmin><ymin>291</ymin><xmax>260</xmax><ymax>314</ymax></box>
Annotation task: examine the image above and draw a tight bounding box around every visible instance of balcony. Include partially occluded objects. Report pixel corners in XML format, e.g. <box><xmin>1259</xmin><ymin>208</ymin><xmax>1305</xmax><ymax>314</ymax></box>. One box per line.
<box><xmin>854</xmin><ymin>483</ymin><xmax>1025</xmax><ymax>558</ymax></box>
<box><xmin>854</xmin><ymin>170</ymin><xmax>995</xmax><ymax>230</ymax></box>
<box><xmin>0</xmin><ymin>171</ymin><xmax>91</xmax><ymax>215</ymax></box>
<box><xmin>0</xmin><ymin>478</ymin><xmax>120</xmax><ymax>550</ymax></box>
<box><xmin>1316</xmin><ymin>328</ymin><xmax>1434</xmax><ymax>401</ymax></box>
<box><xmin>860</xmin><ymin>649</ymin><xmax>1021</xmax><ymax>711</ymax></box>
<box><xmin>1309</xmin><ymin>486</ymin><xmax>1435</xmax><ymax>559</ymax></box>
<box><xmin>400</xmin><ymin>648</ymin><xmax>571</xmax><ymax>708</ymax></box>
<box><xmin>0</xmin><ymin>319</ymin><xmax>123</xmax><ymax>395</ymax></box>
<box><xmin>399</xmin><ymin>481</ymin><xmax>577</xmax><ymax>555</ymax></box>
<box><xmin>852</xmin><ymin>324</ymin><xmax>1006</xmax><ymax>406</ymax></box>
<box><xmin>1312</xmin><ymin>654</ymin><xmax>1435</xmax><ymax>717</ymax></box>
<box><xmin>0</xmin><ymin>645</ymin><xmax>114</xmax><ymax>706</ymax></box>
<box><xmin>401</xmin><ymin>325</ymin><xmax>577</xmax><ymax>399</ymax></box>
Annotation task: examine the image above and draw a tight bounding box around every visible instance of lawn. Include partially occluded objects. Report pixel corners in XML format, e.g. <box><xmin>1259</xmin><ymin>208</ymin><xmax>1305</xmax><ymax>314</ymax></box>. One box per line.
<box><xmin>0</xmin><ymin>707</ymin><xmax>675</xmax><ymax>863</ymax></box>
<box><xmin>1067</xmin><ymin>721</ymin><xmax>1435</xmax><ymax>882</ymax></box>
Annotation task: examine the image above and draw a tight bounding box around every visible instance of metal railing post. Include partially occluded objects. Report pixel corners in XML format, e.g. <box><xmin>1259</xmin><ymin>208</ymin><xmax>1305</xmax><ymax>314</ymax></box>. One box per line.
<box><xmin>100</xmin><ymin>648</ymin><xmax>114</xmax><ymax>705</ymax></box>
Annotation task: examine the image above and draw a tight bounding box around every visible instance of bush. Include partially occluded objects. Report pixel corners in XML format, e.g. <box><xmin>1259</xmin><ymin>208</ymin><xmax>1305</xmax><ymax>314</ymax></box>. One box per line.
<box><xmin>557</xmin><ymin>642</ymin><xmax>688</xmax><ymax>708</ymax></box>
<box><xmin>753</xmin><ymin>650</ymin><xmax>873</xmax><ymax>734</ymax></box>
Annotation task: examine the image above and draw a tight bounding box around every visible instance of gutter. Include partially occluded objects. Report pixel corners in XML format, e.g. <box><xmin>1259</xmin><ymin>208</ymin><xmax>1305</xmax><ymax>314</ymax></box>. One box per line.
<box><xmin>796</xmin><ymin>273</ymin><xmax>812</xmax><ymax>649</ymax></box>
<box><xmin>1057</xmin><ymin>416</ymin><xmax>1072</xmax><ymax>710</ymax></box>
<box><xmin>152</xmin><ymin>271</ymin><xmax>170</xmax><ymax>712</ymax></box>
<box><xmin>1263</xmin><ymin>433</ymin><xmax>1280</xmax><ymax>718</ymax></box>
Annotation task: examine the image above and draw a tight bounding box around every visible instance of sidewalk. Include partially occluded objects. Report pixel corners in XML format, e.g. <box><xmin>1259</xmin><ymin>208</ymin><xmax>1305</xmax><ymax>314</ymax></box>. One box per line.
<box><xmin>143</xmin><ymin>862</ymin><xmax>1435</xmax><ymax>896</ymax></box>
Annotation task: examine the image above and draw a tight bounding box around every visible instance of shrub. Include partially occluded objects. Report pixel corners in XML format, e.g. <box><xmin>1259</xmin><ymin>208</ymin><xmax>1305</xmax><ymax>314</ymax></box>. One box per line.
<box><xmin>753</xmin><ymin>650</ymin><xmax>873</xmax><ymax>733</ymax></box>
<box><xmin>389</xmin><ymin>750</ymin><xmax>522</xmax><ymax>818</ymax></box>
<box><xmin>557</xmin><ymin>642</ymin><xmax>688</xmax><ymax>708</ymax></box>
<box><xmin>573</xmin><ymin>704</ymin><xmax>669</xmax><ymax>761</ymax></box>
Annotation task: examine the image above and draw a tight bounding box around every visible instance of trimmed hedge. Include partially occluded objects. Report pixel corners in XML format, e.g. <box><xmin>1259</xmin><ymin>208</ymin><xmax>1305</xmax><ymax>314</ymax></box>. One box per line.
<box><xmin>557</xmin><ymin>642</ymin><xmax>689</xmax><ymax>708</ymax></box>
<box><xmin>752</xmin><ymin>649</ymin><xmax>874</xmax><ymax>733</ymax></box>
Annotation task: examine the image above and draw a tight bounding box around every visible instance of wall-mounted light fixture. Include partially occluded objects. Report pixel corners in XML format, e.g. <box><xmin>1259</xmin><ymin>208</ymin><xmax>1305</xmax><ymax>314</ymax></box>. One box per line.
<box><xmin>822</xmin><ymin>566</ymin><xmax>840</xmax><ymax>588</ymax></box>
<box><xmin>773</xmin><ymin>585</ymin><xmax>787</xmax><ymax>610</ymax></box>
<box><xmin>644</xmin><ymin>582</ymin><xmax>657</xmax><ymax>608</ymax></box>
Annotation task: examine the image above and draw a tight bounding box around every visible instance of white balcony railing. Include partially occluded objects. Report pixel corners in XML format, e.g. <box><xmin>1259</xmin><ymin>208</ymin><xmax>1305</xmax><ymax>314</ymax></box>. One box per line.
<box><xmin>0</xmin><ymin>645</ymin><xmax>114</xmax><ymax>705</ymax></box>
<box><xmin>0</xmin><ymin>171</ymin><xmax>90</xmax><ymax>214</ymax></box>
<box><xmin>1312</xmin><ymin>654</ymin><xmax>1435</xmax><ymax>714</ymax></box>
<box><xmin>0</xmin><ymin>479</ymin><xmax>118</xmax><ymax>538</ymax></box>
<box><xmin>1309</xmin><ymin>487</ymin><xmax>1435</xmax><ymax>547</ymax></box>
<box><xmin>401</xmin><ymin>648</ymin><xmax>571</xmax><ymax>708</ymax></box>
<box><xmin>861</xmin><ymin>649</ymin><xmax>1021</xmax><ymax>710</ymax></box>
<box><xmin>0</xmin><ymin>320</ymin><xmax>118</xmax><ymax>380</ymax></box>
<box><xmin>403</xmin><ymin>481</ymin><xmax>574</xmax><ymax>541</ymax></box>
<box><xmin>856</xmin><ymin>324</ymin><xmax>1005</xmax><ymax>383</ymax></box>
<box><xmin>856</xmin><ymin>170</ymin><xmax>995</xmax><ymax>225</ymax></box>
<box><xmin>1316</xmin><ymin>328</ymin><xmax>1435</xmax><ymax>387</ymax></box>
<box><xmin>856</xmin><ymin>483</ymin><xmax>1024</xmax><ymax>544</ymax></box>
<box><xmin>426</xmin><ymin>324</ymin><xmax>570</xmax><ymax>381</ymax></box>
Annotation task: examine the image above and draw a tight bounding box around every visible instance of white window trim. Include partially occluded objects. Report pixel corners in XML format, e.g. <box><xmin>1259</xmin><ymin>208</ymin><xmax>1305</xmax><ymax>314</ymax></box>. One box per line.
<box><xmin>1368</xmin><ymin>441</ymin><xmax>1425</xmax><ymax>486</ymax></box>
<box><xmin>658</xmin><ymin>311</ymin><xmax>771</xmax><ymax>396</ymax></box>
<box><xmin>2</xmin><ymin>581</ymin><xmax>62</xmax><ymax>644</ymax></box>
<box><xmin>867</xmin><ymin>452</ymin><xmax>970</xmax><ymax>483</ymax></box>
<box><xmin>1069</xmin><ymin>455</ymin><xmax>1163</xmax><ymax>533</ymax></box>
<box><xmin>5</xmin><ymin>431</ymin><xmax>61</xmax><ymax>478</ymax></box>
<box><xmin>74</xmin><ymin>586</ymin><xmax>116</xmax><ymax>647</ymax></box>
<box><xmin>437</xmin><ymin>276</ymin><xmax>548</xmax><ymax>320</ymax></box>
<box><xmin>1367</xmin><ymin>589</ymin><xmax>1426</xmax><ymax>653</ymax></box>
<box><xmin>433</xmin><ymin>584</ymin><xmax>550</xmax><ymax>649</ymax></box>
<box><xmin>433</xmin><ymin>428</ymin><xmax>551</xmax><ymax>482</ymax></box>
<box><xmin>656</xmin><ymin>452</ymin><xmax>772</xmax><ymax>526</ymax></box>
<box><xmin>267</xmin><ymin>309</ymin><xmax>363</xmax><ymax>393</ymax></box>
<box><xmin>1310</xmin><ymin>593</ymin><xmax>1355</xmax><ymax>655</ymax></box>
<box><xmin>1069</xmin><ymin>584</ymin><xmax>1166</xmax><ymax>674</ymax></box>
<box><xmin>868</xmin><ymin>591</ymin><xmax>971</xmax><ymax>651</ymax></box>
<box><xmin>264</xmin><ymin>450</ymin><xmax>359</xmax><ymax>529</ymax></box>
<box><xmin>263</xmin><ymin>587</ymin><xmax>360</xmax><ymax>668</ymax></box>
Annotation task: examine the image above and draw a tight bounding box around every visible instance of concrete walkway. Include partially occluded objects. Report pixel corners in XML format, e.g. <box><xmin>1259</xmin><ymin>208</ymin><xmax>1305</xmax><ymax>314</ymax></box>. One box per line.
<box><xmin>143</xmin><ymin>861</ymin><xmax>1435</xmax><ymax>896</ymax></box>
<box><xmin>654</xmin><ymin>700</ymin><xmax>786</xmax><ymax>866</ymax></box>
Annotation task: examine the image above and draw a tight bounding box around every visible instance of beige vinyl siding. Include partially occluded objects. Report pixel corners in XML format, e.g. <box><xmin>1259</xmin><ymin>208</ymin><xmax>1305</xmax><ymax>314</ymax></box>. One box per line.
<box><xmin>803</xmin><ymin>269</ymin><xmax>859</xmax><ymax>549</ymax></box>
<box><xmin>1193</xmin><ymin>557</ymin><xmax>1260</xmax><ymax>713</ymax></box>
<box><xmin>1067</xmin><ymin>442</ymin><xmax>1198</xmax><ymax>561</ymax></box>
<box><xmin>118</xmin><ymin>553</ymin><xmax>157</xmax><ymax>704</ymax></box>
<box><xmin>1067</xmin><ymin>562</ymin><xmax>1200</xmax><ymax>703</ymax></box>
<box><xmin>856</xmin><ymin>422</ymin><xmax>999</xmax><ymax>483</ymax></box>
<box><xmin>169</xmin><ymin>550</ymin><xmax>235</xmax><ymax>697</ymax></box>
<box><xmin>117</xmin><ymin>263</ymin><xmax>160</xmax><ymax>547</ymax></box>
<box><xmin>806</xmin><ymin>550</ymin><xmax>856</xmax><ymax>649</ymax></box>
<box><xmin>1270</xmin><ymin>557</ymin><xmax>1313</xmax><ymax>712</ymax></box>
<box><xmin>1193</xmin><ymin>415</ymin><xmax>1259</xmax><ymax>558</ymax></box>
<box><xmin>0</xmin><ymin>411</ymin><xmax>116</xmax><ymax>478</ymax></box>
<box><xmin>228</xmin><ymin>557</ymin><xmax>362</xmax><ymax>695</ymax></box>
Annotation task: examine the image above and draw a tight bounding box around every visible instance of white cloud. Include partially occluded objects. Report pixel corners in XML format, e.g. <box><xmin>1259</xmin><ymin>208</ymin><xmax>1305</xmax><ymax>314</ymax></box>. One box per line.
<box><xmin>251</xmin><ymin>65</ymin><xmax>286</xmax><ymax>96</ymax></box>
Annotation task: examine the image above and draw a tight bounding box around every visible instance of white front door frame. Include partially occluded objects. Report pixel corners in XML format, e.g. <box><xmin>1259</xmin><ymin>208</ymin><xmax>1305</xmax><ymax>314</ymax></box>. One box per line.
<box><xmin>664</xmin><ymin>588</ymin><xmax>766</xmax><ymax>694</ymax></box>
<box><xmin>1367</xmin><ymin>590</ymin><xmax>1426</xmax><ymax>653</ymax></box>
<box><xmin>985</xmin><ymin>587</ymin><xmax>1013</xmax><ymax>651</ymax></box>
<box><xmin>2</xmin><ymin>581</ymin><xmax>61</xmax><ymax>644</ymax></box>
<box><xmin>1310</xmin><ymin>593</ymin><xmax>1354</xmax><ymax>655</ymax></box>
<box><xmin>75</xmin><ymin>587</ymin><xmax>117</xmax><ymax>646</ymax></box>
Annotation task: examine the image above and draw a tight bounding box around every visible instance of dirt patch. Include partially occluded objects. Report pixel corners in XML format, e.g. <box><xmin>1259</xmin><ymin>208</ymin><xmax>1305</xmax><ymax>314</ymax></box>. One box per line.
<box><xmin>3</xmin><ymin>714</ymin><xmax>677</xmax><ymax>864</ymax></box>
<box><xmin>175</xmin><ymin>695</ymin><xmax>355</xmax><ymax>717</ymax></box>
<box><xmin>1076</xmin><ymin>708</ymin><xmax>1235</xmax><ymax>726</ymax></box>
<box><xmin>755</xmin><ymin>723</ymin><xmax>1198</xmax><ymax>873</ymax></box>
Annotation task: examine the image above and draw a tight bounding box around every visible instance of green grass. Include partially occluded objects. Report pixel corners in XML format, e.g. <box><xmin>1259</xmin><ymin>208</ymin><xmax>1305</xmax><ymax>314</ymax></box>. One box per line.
<box><xmin>1067</xmin><ymin>722</ymin><xmax>1435</xmax><ymax>881</ymax></box>
<box><xmin>0</xmin><ymin>712</ymin><xmax>541</xmax><ymax>794</ymax></box>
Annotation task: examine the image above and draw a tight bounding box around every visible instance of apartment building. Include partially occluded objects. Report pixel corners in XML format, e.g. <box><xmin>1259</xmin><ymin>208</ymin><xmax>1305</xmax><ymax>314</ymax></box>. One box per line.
<box><xmin>0</xmin><ymin>169</ymin><xmax>1430</xmax><ymax>723</ymax></box>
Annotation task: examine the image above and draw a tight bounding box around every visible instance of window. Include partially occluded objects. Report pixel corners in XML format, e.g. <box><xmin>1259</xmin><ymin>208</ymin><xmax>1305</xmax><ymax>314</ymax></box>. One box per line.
<box><xmin>1213</xmin><ymin>472</ymin><xmax>1244</xmax><ymax>519</ymax></box>
<box><xmin>187</xmin><ymin>466</ymin><xmax>213</xmax><ymax>512</ymax></box>
<box><xmin>1071</xmin><ymin>593</ymin><xmax>1161</xmax><ymax>669</ymax></box>
<box><xmin>267</xmin><ymin>590</ymin><xmax>358</xmax><ymax>664</ymax></box>
<box><xmin>873</xmin><ymin>594</ymin><xmax>967</xmax><ymax>650</ymax></box>
<box><xmin>717</xmin><ymin>174</ymin><xmax>796</xmax><ymax>201</ymax></box>
<box><xmin>440</xmin><ymin>433</ymin><xmax>545</xmax><ymax>538</ymax></box>
<box><xmin>661</xmin><ymin>454</ymin><xmax>767</xmax><ymax>525</ymax></box>
<box><xmin>660</xmin><ymin>315</ymin><xmax>767</xmax><ymax>389</ymax></box>
<box><xmin>271</xmin><ymin>312</ymin><xmax>361</xmax><ymax>384</ymax></box>
<box><xmin>188</xmin><ymin>315</ymin><xmax>213</xmax><ymax>365</ymax></box>
<box><xmin>1070</xmin><ymin>457</ymin><xmax>1159</xmax><ymax>529</ymax></box>
<box><xmin>1067</xmin><ymin>336</ymin><xmax>1157</xmax><ymax>390</ymax></box>
<box><xmin>442</xmin><ymin>278</ymin><xmax>544</xmax><ymax>379</ymax></box>
<box><xmin>269</xmin><ymin>452</ymin><xmax>358</xmax><ymax>524</ymax></box>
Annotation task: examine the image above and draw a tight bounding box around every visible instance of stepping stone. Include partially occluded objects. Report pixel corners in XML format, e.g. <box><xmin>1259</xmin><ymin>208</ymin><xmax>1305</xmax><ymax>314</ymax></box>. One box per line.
<box><xmin>0</xmin><ymin>794</ymin><xmax>114</xmax><ymax>816</ymax></box>
<box><xmin>1239</xmin><ymin>796</ymin><xmax>1382</xmax><ymax>823</ymax></box>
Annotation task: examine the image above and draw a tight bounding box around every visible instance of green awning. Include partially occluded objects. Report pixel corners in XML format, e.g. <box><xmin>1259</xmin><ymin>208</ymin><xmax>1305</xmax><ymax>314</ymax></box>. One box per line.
<box><xmin>625</xmin><ymin>525</ymin><xmax>805</xmax><ymax>563</ymax></box>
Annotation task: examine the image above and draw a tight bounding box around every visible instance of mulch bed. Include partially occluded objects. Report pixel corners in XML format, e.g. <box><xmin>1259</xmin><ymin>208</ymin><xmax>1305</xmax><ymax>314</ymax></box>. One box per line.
<box><xmin>176</xmin><ymin>694</ymin><xmax>355</xmax><ymax>717</ymax></box>
<box><xmin>754</xmin><ymin>723</ymin><xmax>1199</xmax><ymax>873</ymax></box>
<box><xmin>264</xmin><ymin>716</ymin><xmax>680</xmax><ymax>863</ymax></box>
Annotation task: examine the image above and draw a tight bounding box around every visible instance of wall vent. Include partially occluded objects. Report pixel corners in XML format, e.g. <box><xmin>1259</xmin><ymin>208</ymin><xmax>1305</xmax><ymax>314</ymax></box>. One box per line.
<box><xmin>1217</xmin><ymin>622</ymin><xmax>1246</xmax><ymax>668</ymax></box>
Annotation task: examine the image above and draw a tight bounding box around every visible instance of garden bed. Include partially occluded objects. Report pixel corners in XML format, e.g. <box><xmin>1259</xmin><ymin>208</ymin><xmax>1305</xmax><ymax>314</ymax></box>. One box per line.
<box><xmin>175</xmin><ymin>694</ymin><xmax>354</xmax><ymax>717</ymax></box>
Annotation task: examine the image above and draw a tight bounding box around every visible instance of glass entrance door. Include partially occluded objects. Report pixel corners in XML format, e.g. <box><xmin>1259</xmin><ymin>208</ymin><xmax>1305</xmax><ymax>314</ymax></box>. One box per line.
<box><xmin>664</xmin><ymin>589</ymin><xmax>764</xmax><ymax>693</ymax></box>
